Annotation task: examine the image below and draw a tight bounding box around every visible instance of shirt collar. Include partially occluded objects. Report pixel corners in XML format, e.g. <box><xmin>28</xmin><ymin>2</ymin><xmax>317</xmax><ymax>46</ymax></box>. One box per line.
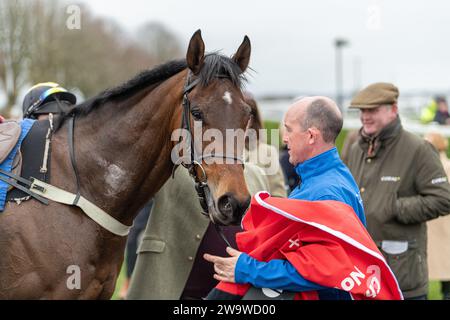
<box><xmin>295</xmin><ymin>147</ymin><xmax>340</xmax><ymax>181</ymax></box>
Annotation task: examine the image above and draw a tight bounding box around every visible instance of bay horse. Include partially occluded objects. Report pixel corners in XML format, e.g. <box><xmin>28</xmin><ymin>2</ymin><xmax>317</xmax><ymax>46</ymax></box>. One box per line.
<box><xmin>0</xmin><ymin>30</ymin><xmax>252</xmax><ymax>299</ymax></box>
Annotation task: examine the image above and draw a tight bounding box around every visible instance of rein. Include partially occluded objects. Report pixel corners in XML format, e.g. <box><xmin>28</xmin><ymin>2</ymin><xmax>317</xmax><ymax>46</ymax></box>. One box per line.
<box><xmin>6</xmin><ymin>70</ymin><xmax>245</xmax><ymax>241</ymax></box>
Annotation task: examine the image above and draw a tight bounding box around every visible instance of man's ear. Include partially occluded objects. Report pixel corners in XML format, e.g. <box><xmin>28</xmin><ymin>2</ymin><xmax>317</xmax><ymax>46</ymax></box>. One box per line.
<box><xmin>389</xmin><ymin>103</ymin><xmax>399</xmax><ymax>122</ymax></box>
<box><xmin>308</xmin><ymin>127</ymin><xmax>320</xmax><ymax>145</ymax></box>
<box><xmin>391</xmin><ymin>103</ymin><xmax>399</xmax><ymax>114</ymax></box>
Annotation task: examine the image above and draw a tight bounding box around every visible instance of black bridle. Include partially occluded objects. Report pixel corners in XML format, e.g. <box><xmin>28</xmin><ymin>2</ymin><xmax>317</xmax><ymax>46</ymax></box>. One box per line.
<box><xmin>174</xmin><ymin>71</ymin><xmax>246</xmax><ymax>246</ymax></box>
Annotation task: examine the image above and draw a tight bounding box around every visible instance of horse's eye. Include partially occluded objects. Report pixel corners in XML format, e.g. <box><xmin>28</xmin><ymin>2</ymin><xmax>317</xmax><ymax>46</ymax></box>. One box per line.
<box><xmin>191</xmin><ymin>110</ymin><xmax>203</xmax><ymax>121</ymax></box>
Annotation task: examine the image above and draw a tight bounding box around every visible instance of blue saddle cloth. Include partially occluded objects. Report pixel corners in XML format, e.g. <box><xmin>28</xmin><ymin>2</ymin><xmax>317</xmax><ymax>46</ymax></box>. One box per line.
<box><xmin>0</xmin><ymin>119</ymin><xmax>35</xmax><ymax>211</ymax></box>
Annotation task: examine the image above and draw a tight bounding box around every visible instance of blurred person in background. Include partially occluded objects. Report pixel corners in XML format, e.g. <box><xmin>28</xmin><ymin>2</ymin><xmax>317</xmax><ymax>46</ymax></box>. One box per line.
<box><xmin>420</xmin><ymin>96</ymin><xmax>449</xmax><ymax>125</ymax></box>
<box><xmin>424</xmin><ymin>132</ymin><xmax>450</xmax><ymax>300</ymax></box>
<box><xmin>432</xmin><ymin>97</ymin><xmax>450</xmax><ymax>125</ymax></box>
<box><xmin>118</xmin><ymin>199</ymin><xmax>153</xmax><ymax>299</ymax></box>
<box><xmin>421</xmin><ymin>97</ymin><xmax>438</xmax><ymax>124</ymax></box>
<box><xmin>243</xmin><ymin>92</ymin><xmax>286</xmax><ymax>198</ymax></box>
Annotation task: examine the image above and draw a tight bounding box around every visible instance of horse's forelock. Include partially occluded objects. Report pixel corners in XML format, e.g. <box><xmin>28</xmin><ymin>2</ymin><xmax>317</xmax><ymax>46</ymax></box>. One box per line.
<box><xmin>198</xmin><ymin>53</ymin><xmax>247</xmax><ymax>88</ymax></box>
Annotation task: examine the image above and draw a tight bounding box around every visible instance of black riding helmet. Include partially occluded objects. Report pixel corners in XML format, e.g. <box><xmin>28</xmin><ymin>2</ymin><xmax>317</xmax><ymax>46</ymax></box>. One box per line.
<box><xmin>22</xmin><ymin>82</ymin><xmax>77</xmax><ymax>119</ymax></box>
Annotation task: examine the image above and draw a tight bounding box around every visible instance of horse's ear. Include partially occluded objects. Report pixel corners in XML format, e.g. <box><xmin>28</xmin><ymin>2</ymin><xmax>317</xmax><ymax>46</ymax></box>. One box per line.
<box><xmin>232</xmin><ymin>36</ymin><xmax>251</xmax><ymax>73</ymax></box>
<box><xmin>186</xmin><ymin>29</ymin><xmax>205</xmax><ymax>75</ymax></box>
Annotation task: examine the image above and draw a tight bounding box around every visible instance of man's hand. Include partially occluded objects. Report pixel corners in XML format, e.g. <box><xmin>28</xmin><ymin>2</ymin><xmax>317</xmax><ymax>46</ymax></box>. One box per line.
<box><xmin>203</xmin><ymin>247</ymin><xmax>242</xmax><ymax>283</ymax></box>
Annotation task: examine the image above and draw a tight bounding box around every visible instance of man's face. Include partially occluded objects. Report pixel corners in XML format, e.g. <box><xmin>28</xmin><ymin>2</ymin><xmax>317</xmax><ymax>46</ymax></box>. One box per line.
<box><xmin>438</xmin><ymin>101</ymin><xmax>448</xmax><ymax>113</ymax></box>
<box><xmin>283</xmin><ymin>108</ymin><xmax>310</xmax><ymax>166</ymax></box>
<box><xmin>359</xmin><ymin>105</ymin><xmax>397</xmax><ymax>136</ymax></box>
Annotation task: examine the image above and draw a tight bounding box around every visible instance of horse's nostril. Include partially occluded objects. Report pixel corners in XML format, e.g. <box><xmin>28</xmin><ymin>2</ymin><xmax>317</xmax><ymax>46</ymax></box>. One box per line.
<box><xmin>218</xmin><ymin>194</ymin><xmax>235</xmax><ymax>216</ymax></box>
<box><xmin>217</xmin><ymin>193</ymin><xmax>251</xmax><ymax>223</ymax></box>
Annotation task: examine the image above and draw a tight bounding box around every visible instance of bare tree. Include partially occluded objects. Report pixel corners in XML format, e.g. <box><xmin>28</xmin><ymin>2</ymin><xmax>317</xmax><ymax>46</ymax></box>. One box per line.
<box><xmin>0</xmin><ymin>0</ymin><xmax>30</xmax><ymax>116</ymax></box>
<box><xmin>26</xmin><ymin>0</ymin><xmax>68</xmax><ymax>86</ymax></box>
<box><xmin>0</xmin><ymin>0</ymin><xmax>183</xmax><ymax>115</ymax></box>
<box><xmin>27</xmin><ymin>1</ymin><xmax>156</xmax><ymax>98</ymax></box>
<box><xmin>136</xmin><ymin>22</ymin><xmax>183</xmax><ymax>63</ymax></box>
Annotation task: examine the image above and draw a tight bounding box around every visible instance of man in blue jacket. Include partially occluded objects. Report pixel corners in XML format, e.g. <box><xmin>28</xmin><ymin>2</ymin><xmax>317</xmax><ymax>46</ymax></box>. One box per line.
<box><xmin>204</xmin><ymin>96</ymin><xmax>366</xmax><ymax>300</ymax></box>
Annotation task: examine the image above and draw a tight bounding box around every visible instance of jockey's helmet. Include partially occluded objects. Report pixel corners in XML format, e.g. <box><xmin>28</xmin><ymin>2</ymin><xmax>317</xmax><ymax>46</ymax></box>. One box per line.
<box><xmin>22</xmin><ymin>82</ymin><xmax>77</xmax><ymax>119</ymax></box>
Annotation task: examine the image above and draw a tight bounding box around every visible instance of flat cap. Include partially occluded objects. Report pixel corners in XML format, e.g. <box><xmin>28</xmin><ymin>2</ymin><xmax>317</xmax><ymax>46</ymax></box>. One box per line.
<box><xmin>349</xmin><ymin>82</ymin><xmax>399</xmax><ymax>109</ymax></box>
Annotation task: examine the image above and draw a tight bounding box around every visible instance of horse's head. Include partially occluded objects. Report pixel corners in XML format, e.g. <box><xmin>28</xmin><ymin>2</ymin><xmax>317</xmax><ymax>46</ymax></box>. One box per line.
<box><xmin>172</xmin><ymin>30</ymin><xmax>252</xmax><ymax>226</ymax></box>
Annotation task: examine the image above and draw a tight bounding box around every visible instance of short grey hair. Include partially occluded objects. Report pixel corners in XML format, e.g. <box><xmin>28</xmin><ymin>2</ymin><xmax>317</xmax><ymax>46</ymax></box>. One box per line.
<box><xmin>300</xmin><ymin>99</ymin><xmax>343</xmax><ymax>143</ymax></box>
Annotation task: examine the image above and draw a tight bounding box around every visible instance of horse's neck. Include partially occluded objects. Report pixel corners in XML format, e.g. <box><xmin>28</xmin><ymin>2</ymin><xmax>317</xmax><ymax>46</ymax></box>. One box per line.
<box><xmin>58</xmin><ymin>72</ymin><xmax>185</xmax><ymax>226</ymax></box>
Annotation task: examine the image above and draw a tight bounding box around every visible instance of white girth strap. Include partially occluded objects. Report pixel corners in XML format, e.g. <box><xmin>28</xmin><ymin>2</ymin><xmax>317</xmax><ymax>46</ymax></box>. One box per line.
<box><xmin>30</xmin><ymin>178</ymin><xmax>131</xmax><ymax>236</ymax></box>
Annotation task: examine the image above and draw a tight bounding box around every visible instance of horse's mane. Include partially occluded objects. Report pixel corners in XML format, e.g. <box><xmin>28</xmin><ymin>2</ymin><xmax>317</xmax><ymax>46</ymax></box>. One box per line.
<box><xmin>59</xmin><ymin>53</ymin><xmax>246</xmax><ymax>127</ymax></box>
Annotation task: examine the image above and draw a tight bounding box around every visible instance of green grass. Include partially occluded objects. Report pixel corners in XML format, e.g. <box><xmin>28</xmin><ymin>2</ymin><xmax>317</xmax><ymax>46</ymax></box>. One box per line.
<box><xmin>263</xmin><ymin>120</ymin><xmax>282</xmax><ymax>146</ymax></box>
<box><xmin>428</xmin><ymin>281</ymin><xmax>443</xmax><ymax>300</ymax></box>
<box><xmin>335</xmin><ymin>129</ymin><xmax>349</xmax><ymax>153</ymax></box>
<box><xmin>111</xmin><ymin>261</ymin><xmax>127</xmax><ymax>300</ymax></box>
